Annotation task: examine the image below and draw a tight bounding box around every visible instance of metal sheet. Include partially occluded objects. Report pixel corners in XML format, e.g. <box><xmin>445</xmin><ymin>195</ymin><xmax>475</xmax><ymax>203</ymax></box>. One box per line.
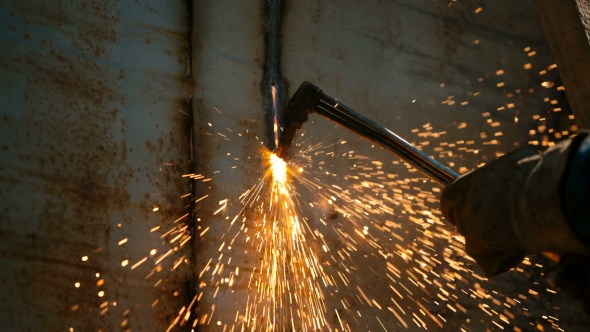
<box><xmin>192</xmin><ymin>0</ymin><xmax>267</xmax><ymax>329</ymax></box>
<box><xmin>193</xmin><ymin>0</ymin><xmax>586</xmax><ymax>330</ymax></box>
<box><xmin>0</xmin><ymin>1</ymin><xmax>192</xmax><ymax>330</ymax></box>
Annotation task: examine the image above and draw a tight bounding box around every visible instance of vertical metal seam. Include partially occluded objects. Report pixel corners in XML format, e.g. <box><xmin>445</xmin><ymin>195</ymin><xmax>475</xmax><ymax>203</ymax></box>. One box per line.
<box><xmin>261</xmin><ymin>0</ymin><xmax>288</xmax><ymax>152</ymax></box>
<box><xmin>184</xmin><ymin>0</ymin><xmax>198</xmax><ymax>319</ymax></box>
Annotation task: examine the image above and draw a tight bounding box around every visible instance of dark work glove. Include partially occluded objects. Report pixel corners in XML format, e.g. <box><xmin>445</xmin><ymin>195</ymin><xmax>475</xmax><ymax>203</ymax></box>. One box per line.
<box><xmin>440</xmin><ymin>131</ymin><xmax>590</xmax><ymax>277</ymax></box>
<box><xmin>439</xmin><ymin>148</ymin><xmax>538</xmax><ymax>277</ymax></box>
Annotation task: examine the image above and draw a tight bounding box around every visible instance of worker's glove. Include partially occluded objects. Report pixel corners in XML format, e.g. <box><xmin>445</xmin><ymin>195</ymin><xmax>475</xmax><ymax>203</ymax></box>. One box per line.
<box><xmin>439</xmin><ymin>148</ymin><xmax>535</xmax><ymax>276</ymax></box>
<box><xmin>440</xmin><ymin>131</ymin><xmax>590</xmax><ymax>277</ymax></box>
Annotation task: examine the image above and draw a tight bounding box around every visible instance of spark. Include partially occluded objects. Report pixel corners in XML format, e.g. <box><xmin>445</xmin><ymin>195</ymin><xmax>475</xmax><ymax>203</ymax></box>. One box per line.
<box><xmin>131</xmin><ymin>257</ymin><xmax>148</xmax><ymax>270</ymax></box>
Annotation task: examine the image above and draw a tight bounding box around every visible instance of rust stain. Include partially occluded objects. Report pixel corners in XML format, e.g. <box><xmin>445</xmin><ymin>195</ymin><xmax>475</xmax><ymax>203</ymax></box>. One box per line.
<box><xmin>0</xmin><ymin>1</ymin><xmax>124</xmax><ymax>330</ymax></box>
<box><xmin>0</xmin><ymin>0</ymin><xmax>192</xmax><ymax>330</ymax></box>
<box><xmin>10</xmin><ymin>1</ymin><xmax>118</xmax><ymax>57</ymax></box>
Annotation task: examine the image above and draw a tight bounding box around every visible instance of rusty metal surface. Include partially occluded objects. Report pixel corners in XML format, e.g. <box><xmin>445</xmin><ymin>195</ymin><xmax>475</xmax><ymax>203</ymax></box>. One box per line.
<box><xmin>0</xmin><ymin>1</ymin><xmax>192</xmax><ymax>330</ymax></box>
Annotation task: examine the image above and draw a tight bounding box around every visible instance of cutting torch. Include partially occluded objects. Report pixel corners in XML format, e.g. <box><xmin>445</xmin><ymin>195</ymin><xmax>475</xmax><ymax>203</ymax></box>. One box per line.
<box><xmin>275</xmin><ymin>81</ymin><xmax>457</xmax><ymax>185</ymax></box>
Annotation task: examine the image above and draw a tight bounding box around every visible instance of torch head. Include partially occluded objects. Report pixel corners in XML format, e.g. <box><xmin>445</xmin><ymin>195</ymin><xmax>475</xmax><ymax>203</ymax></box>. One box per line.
<box><xmin>275</xmin><ymin>82</ymin><xmax>322</xmax><ymax>159</ymax></box>
<box><xmin>275</xmin><ymin>119</ymin><xmax>303</xmax><ymax>158</ymax></box>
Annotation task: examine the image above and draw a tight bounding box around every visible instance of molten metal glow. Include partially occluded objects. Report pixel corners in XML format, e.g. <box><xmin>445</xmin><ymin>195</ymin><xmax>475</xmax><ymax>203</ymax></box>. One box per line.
<box><xmin>271</xmin><ymin>84</ymin><xmax>279</xmax><ymax>150</ymax></box>
<box><xmin>270</xmin><ymin>153</ymin><xmax>287</xmax><ymax>184</ymax></box>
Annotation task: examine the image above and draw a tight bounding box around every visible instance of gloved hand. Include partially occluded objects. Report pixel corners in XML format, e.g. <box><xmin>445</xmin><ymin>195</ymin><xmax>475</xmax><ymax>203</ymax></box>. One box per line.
<box><xmin>440</xmin><ymin>131</ymin><xmax>590</xmax><ymax>277</ymax></box>
<box><xmin>439</xmin><ymin>148</ymin><xmax>537</xmax><ymax>276</ymax></box>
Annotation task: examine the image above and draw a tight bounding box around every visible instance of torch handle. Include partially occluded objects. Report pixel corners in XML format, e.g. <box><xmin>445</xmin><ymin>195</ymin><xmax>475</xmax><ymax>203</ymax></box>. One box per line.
<box><xmin>313</xmin><ymin>92</ymin><xmax>458</xmax><ymax>185</ymax></box>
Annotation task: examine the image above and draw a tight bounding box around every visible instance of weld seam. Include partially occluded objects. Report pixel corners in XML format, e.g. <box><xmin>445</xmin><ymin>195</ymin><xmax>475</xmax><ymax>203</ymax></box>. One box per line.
<box><xmin>261</xmin><ymin>0</ymin><xmax>287</xmax><ymax>152</ymax></box>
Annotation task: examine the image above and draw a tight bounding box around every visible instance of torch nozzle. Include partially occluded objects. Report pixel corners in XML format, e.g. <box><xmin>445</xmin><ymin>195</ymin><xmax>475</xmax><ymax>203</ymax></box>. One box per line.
<box><xmin>275</xmin><ymin>120</ymin><xmax>301</xmax><ymax>158</ymax></box>
<box><xmin>275</xmin><ymin>82</ymin><xmax>321</xmax><ymax>159</ymax></box>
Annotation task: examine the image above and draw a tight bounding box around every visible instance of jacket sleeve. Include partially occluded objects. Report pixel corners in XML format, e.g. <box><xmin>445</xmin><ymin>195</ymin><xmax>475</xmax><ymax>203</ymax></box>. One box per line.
<box><xmin>563</xmin><ymin>131</ymin><xmax>590</xmax><ymax>245</ymax></box>
<box><xmin>510</xmin><ymin>131</ymin><xmax>589</xmax><ymax>255</ymax></box>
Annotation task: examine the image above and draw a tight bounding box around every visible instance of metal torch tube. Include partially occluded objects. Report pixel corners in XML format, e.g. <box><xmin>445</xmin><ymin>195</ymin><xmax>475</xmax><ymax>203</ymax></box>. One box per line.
<box><xmin>314</xmin><ymin>93</ymin><xmax>458</xmax><ymax>185</ymax></box>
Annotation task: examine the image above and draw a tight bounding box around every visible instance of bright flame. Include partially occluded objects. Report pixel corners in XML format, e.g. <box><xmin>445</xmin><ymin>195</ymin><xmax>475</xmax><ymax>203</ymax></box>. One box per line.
<box><xmin>270</xmin><ymin>153</ymin><xmax>287</xmax><ymax>184</ymax></box>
